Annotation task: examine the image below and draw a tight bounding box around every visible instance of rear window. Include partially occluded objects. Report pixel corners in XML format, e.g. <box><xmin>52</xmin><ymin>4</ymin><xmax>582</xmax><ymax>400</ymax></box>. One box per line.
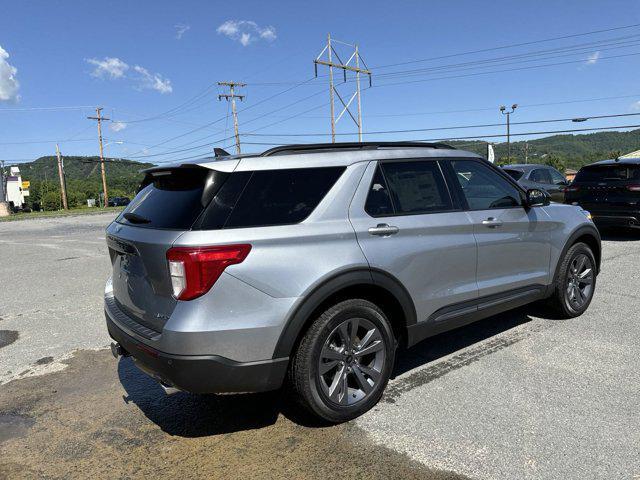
<box><xmin>117</xmin><ymin>168</ymin><xmax>226</xmax><ymax>230</ymax></box>
<box><xmin>197</xmin><ymin>167</ymin><xmax>345</xmax><ymax>230</ymax></box>
<box><xmin>575</xmin><ymin>165</ymin><xmax>640</xmax><ymax>182</ymax></box>
<box><xmin>503</xmin><ymin>169</ymin><xmax>524</xmax><ymax>181</ymax></box>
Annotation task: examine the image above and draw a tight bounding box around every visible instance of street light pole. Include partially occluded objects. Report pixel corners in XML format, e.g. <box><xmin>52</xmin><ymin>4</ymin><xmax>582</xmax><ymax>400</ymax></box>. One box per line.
<box><xmin>500</xmin><ymin>104</ymin><xmax>518</xmax><ymax>161</ymax></box>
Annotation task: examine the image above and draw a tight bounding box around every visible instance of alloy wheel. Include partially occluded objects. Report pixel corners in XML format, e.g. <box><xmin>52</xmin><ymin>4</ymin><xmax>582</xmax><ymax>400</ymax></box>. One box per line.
<box><xmin>566</xmin><ymin>253</ymin><xmax>594</xmax><ymax>309</ymax></box>
<box><xmin>317</xmin><ymin>317</ymin><xmax>386</xmax><ymax>406</ymax></box>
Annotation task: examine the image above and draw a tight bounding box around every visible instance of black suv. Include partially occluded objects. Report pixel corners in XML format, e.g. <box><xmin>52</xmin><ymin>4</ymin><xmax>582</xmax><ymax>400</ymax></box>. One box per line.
<box><xmin>565</xmin><ymin>158</ymin><xmax>640</xmax><ymax>229</ymax></box>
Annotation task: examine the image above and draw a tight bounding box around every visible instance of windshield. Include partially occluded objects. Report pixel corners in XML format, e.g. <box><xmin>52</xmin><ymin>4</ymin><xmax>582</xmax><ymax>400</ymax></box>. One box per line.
<box><xmin>574</xmin><ymin>165</ymin><xmax>640</xmax><ymax>182</ymax></box>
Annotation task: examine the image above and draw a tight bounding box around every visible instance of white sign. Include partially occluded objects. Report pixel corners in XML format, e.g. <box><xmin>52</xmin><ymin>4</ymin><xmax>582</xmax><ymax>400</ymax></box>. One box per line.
<box><xmin>487</xmin><ymin>143</ymin><xmax>495</xmax><ymax>163</ymax></box>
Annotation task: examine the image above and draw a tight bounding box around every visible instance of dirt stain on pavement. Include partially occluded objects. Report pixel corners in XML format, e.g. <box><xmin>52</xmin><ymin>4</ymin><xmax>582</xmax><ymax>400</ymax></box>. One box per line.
<box><xmin>0</xmin><ymin>330</ymin><xmax>19</xmax><ymax>349</ymax></box>
<box><xmin>0</xmin><ymin>349</ymin><xmax>467</xmax><ymax>480</ymax></box>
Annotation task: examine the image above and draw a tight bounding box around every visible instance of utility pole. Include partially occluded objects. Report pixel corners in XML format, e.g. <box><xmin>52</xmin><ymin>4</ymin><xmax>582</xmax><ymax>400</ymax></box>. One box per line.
<box><xmin>218</xmin><ymin>82</ymin><xmax>245</xmax><ymax>154</ymax></box>
<box><xmin>87</xmin><ymin>107</ymin><xmax>110</xmax><ymax>207</ymax></box>
<box><xmin>314</xmin><ymin>34</ymin><xmax>372</xmax><ymax>142</ymax></box>
<box><xmin>55</xmin><ymin>144</ymin><xmax>68</xmax><ymax>210</ymax></box>
<box><xmin>500</xmin><ymin>104</ymin><xmax>518</xmax><ymax>161</ymax></box>
<box><xmin>524</xmin><ymin>141</ymin><xmax>529</xmax><ymax>164</ymax></box>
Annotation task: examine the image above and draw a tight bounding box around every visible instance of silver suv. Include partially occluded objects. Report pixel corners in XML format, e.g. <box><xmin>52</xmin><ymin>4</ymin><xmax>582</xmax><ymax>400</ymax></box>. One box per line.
<box><xmin>105</xmin><ymin>142</ymin><xmax>600</xmax><ymax>422</ymax></box>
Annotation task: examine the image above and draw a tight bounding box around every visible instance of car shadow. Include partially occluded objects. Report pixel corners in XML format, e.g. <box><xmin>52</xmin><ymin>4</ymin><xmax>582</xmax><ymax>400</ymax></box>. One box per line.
<box><xmin>117</xmin><ymin>302</ymin><xmax>560</xmax><ymax>436</ymax></box>
<box><xmin>598</xmin><ymin>227</ymin><xmax>640</xmax><ymax>242</ymax></box>
<box><xmin>117</xmin><ymin>357</ymin><xmax>285</xmax><ymax>436</ymax></box>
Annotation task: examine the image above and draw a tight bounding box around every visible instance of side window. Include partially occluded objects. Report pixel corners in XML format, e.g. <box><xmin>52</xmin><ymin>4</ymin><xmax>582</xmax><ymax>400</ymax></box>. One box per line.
<box><xmin>213</xmin><ymin>167</ymin><xmax>344</xmax><ymax>229</ymax></box>
<box><xmin>531</xmin><ymin>168</ymin><xmax>552</xmax><ymax>184</ymax></box>
<box><xmin>549</xmin><ymin>169</ymin><xmax>568</xmax><ymax>185</ymax></box>
<box><xmin>380</xmin><ymin>161</ymin><xmax>453</xmax><ymax>214</ymax></box>
<box><xmin>364</xmin><ymin>166</ymin><xmax>394</xmax><ymax>217</ymax></box>
<box><xmin>450</xmin><ymin>160</ymin><xmax>522</xmax><ymax>210</ymax></box>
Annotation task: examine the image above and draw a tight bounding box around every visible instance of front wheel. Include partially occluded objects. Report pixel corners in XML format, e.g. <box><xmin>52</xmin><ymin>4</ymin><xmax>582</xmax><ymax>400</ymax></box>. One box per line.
<box><xmin>288</xmin><ymin>299</ymin><xmax>396</xmax><ymax>423</ymax></box>
<box><xmin>548</xmin><ymin>242</ymin><xmax>597</xmax><ymax>318</ymax></box>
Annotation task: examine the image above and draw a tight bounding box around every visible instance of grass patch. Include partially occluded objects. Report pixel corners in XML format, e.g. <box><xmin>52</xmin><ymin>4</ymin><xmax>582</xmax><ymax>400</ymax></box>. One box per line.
<box><xmin>0</xmin><ymin>206</ymin><xmax>124</xmax><ymax>222</ymax></box>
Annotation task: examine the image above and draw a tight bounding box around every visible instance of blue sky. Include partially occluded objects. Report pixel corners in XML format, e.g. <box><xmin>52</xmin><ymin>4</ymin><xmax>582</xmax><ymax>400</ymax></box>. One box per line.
<box><xmin>1</xmin><ymin>0</ymin><xmax>640</xmax><ymax>164</ymax></box>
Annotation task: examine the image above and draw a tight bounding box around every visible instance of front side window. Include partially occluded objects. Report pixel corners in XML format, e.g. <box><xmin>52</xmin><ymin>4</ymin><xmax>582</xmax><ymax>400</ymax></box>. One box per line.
<box><xmin>450</xmin><ymin>160</ymin><xmax>522</xmax><ymax>210</ymax></box>
<box><xmin>549</xmin><ymin>169</ymin><xmax>568</xmax><ymax>185</ymax></box>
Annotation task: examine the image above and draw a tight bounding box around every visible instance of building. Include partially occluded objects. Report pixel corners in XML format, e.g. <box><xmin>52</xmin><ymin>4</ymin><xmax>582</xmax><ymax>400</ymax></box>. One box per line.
<box><xmin>4</xmin><ymin>166</ymin><xmax>30</xmax><ymax>210</ymax></box>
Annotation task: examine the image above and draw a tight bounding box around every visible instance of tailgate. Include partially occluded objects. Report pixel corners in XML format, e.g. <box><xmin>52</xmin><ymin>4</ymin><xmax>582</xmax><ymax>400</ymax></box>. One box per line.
<box><xmin>106</xmin><ymin>223</ymin><xmax>184</xmax><ymax>333</ymax></box>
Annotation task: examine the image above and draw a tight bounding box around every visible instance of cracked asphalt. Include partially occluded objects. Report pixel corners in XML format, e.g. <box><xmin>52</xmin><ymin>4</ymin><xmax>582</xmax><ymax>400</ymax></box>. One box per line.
<box><xmin>1</xmin><ymin>213</ymin><xmax>639</xmax><ymax>479</ymax></box>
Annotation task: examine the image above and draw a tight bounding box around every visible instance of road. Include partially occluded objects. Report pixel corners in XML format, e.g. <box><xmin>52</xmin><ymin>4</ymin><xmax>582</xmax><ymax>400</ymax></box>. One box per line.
<box><xmin>1</xmin><ymin>213</ymin><xmax>639</xmax><ymax>479</ymax></box>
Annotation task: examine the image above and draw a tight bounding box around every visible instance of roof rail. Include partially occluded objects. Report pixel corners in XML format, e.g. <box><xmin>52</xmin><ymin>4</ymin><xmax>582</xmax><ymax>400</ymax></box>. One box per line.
<box><xmin>260</xmin><ymin>141</ymin><xmax>455</xmax><ymax>157</ymax></box>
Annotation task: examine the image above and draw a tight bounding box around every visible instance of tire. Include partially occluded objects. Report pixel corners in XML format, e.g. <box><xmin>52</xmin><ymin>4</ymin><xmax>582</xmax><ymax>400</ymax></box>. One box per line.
<box><xmin>547</xmin><ymin>242</ymin><xmax>597</xmax><ymax>318</ymax></box>
<box><xmin>288</xmin><ymin>299</ymin><xmax>396</xmax><ymax>423</ymax></box>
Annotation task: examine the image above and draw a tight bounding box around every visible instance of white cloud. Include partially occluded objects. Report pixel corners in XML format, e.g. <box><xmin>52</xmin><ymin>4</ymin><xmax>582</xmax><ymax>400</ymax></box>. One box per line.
<box><xmin>86</xmin><ymin>57</ymin><xmax>129</xmax><ymax>78</ymax></box>
<box><xmin>216</xmin><ymin>20</ymin><xmax>277</xmax><ymax>46</ymax></box>
<box><xmin>0</xmin><ymin>45</ymin><xmax>20</xmax><ymax>102</ymax></box>
<box><xmin>631</xmin><ymin>100</ymin><xmax>640</xmax><ymax>111</ymax></box>
<box><xmin>586</xmin><ymin>51</ymin><xmax>600</xmax><ymax>65</ymax></box>
<box><xmin>85</xmin><ymin>56</ymin><xmax>172</xmax><ymax>94</ymax></box>
<box><xmin>175</xmin><ymin>23</ymin><xmax>191</xmax><ymax>40</ymax></box>
<box><xmin>133</xmin><ymin>65</ymin><xmax>173</xmax><ymax>94</ymax></box>
<box><xmin>110</xmin><ymin>121</ymin><xmax>127</xmax><ymax>132</ymax></box>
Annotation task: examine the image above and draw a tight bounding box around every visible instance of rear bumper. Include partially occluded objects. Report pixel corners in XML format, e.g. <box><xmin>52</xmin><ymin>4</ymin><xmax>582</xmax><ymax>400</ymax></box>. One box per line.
<box><xmin>105</xmin><ymin>313</ymin><xmax>289</xmax><ymax>394</ymax></box>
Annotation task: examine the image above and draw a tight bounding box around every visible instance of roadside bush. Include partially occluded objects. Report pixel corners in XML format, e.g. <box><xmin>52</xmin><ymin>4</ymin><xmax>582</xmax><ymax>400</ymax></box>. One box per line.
<box><xmin>42</xmin><ymin>191</ymin><xmax>62</xmax><ymax>211</ymax></box>
<box><xmin>67</xmin><ymin>191</ymin><xmax>86</xmax><ymax>208</ymax></box>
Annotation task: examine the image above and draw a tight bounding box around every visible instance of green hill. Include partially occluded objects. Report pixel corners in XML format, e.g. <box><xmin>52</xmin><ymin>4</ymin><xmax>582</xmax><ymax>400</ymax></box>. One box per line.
<box><xmin>15</xmin><ymin>156</ymin><xmax>153</xmax><ymax>210</ymax></box>
<box><xmin>7</xmin><ymin>128</ymin><xmax>640</xmax><ymax>209</ymax></box>
<box><xmin>449</xmin><ymin>129</ymin><xmax>640</xmax><ymax>168</ymax></box>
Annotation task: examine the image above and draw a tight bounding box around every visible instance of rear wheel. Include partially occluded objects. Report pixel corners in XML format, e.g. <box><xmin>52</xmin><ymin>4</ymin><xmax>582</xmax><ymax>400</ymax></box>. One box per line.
<box><xmin>548</xmin><ymin>242</ymin><xmax>597</xmax><ymax>318</ymax></box>
<box><xmin>288</xmin><ymin>299</ymin><xmax>395</xmax><ymax>423</ymax></box>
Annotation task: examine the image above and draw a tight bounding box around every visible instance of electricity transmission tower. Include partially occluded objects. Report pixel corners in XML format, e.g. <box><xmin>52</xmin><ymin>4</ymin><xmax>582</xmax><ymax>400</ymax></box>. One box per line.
<box><xmin>218</xmin><ymin>81</ymin><xmax>245</xmax><ymax>154</ymax></box>
<box><xmin>87</xmin><ymin>107</ymin><xmax>110</xmax><ymax>207</ymax></box>
<box><xmin>314</xmin><ymin>34</ymin><xmax>371</xmax><ymax>142</ymax></box>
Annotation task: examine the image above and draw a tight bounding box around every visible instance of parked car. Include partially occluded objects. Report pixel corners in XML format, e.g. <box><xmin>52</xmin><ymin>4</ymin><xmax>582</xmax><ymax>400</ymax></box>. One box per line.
<box><xmin>105</xmin><ymin>142</ymin><xmax>600</xmax><ymax>422</ymax></box>
<box><xmin>565</xmin><ymin>157</ymin><xmax>640</xmax><ymax>230</ymax></box>
<box><xmin>502</xmin><ymin>164</ymin><xmax>569</xmax><ymax>202</ymax></box>
<box><xmin>108</xmin><ymin>196</ymin><xmax>131</xmax><ymax>207</ymax></box>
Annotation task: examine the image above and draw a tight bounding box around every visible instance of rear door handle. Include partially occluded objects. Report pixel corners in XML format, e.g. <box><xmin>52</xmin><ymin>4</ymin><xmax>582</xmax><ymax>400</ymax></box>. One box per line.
<box><xmin>368</xmin><ymin>223</ymin><xmax>399</xmax><ymax>237</ymax></box>
<box><xmin>481</xmin><ymin>217</ymin><xmax>503</xmax><ymax>228</ymax></box>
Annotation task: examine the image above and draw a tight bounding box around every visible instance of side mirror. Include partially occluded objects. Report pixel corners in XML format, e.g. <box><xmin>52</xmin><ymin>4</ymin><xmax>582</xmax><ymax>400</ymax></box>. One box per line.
<box><xmin>526</xmin><ymin>188</ymin><xmax>550</xmax><ymax>207</ymax></box>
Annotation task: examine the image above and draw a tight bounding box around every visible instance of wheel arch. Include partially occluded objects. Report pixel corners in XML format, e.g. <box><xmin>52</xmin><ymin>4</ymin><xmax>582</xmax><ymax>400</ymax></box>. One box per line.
<box><xmin>552</xmin><ymin>224</ymin><xmax>602</xmax><ymax>285</ymax></box>
<box><xmin>272</xmin><ymin>268</ymin><xmax>416</xmax><ymax>359</ymax></box>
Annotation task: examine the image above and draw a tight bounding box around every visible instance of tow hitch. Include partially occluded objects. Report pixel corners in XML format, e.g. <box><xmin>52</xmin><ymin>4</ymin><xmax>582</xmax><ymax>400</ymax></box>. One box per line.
<box><xmin>110</xmin><ymin>342</ymin><xmax>129</xmax><ymax>359</ymax></box>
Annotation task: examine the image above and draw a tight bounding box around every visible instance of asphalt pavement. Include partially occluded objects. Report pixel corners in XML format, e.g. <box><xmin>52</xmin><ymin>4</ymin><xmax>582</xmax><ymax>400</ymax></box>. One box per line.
<box><xmin>1</xmin><ymin>213</ymin><xmax>639</xmax><ymax>479</ymax></box>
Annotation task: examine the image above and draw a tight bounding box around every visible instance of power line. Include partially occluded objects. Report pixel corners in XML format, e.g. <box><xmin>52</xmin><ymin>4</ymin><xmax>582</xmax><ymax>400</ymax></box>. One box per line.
<box><xmin>242</xmin><ymin>111</ymin><xmax>640</xmax><ymax>137</ymax></box>
<box><xmin>0</xmin><ymin>106</ymin><xmax>94</xmax><ymax>112</ymax></box>
<box><xmin>0</xmin><ymin>138</ymin><xmax>93</xmax><ymax>145</ymax></box>
<box><xmin>372</xmin><ymin>51</ymin><xmax>640</xmax><ymax>88</ymax></box>
<box><xmin>239</xmin><ymin>123</ymin><xmax>640</xmax><ymax>147</ymax></box>
<box><xmin>371</xmin><ymin>22</ymin><xmax>640</xmax><ymax>70</ymax></box>
<box><xmin>373</xmin><ymin>36</ymin><xmax>640</xmax><ymax>80</ymax></box>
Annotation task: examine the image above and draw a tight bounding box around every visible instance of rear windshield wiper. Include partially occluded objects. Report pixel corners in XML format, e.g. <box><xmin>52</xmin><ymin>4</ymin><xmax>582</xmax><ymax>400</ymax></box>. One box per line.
<box><xmin>123</xmin><ymin>212</ymin><xmax>151</xmax><ymax>224</ymax></box>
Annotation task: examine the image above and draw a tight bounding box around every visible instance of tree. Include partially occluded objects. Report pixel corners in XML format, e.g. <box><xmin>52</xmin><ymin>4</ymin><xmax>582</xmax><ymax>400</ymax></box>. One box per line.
<box><xmin>496</xmin><ymin>156</ymin><xmax>517</xmax><ymax>166</ymax></box>
<box><xmin>42</xmin><ymin>190</ymin><xmax>62</xmax><ymax>211</ymax></box>
<box><xmin>542</xmin><ymin>153</ymin><xmax>566</xmax><ymax>173</ymax></box>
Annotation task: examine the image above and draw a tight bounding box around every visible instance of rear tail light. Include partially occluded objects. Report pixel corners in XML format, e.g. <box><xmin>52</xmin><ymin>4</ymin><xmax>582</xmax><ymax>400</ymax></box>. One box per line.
<box><xmin>564</xmin><ymin>185</ymin><xmax>580</xmax><ymax>192</ymax></box>
<box><xmin>626</xmin><ymin>185</ymin><xmax>640</xmax><ymax>192</ymax></box>
<box><xmin>166</xmin><ymin>244</ymin><xmax>251</xmax><ymax>300</ymax></box>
